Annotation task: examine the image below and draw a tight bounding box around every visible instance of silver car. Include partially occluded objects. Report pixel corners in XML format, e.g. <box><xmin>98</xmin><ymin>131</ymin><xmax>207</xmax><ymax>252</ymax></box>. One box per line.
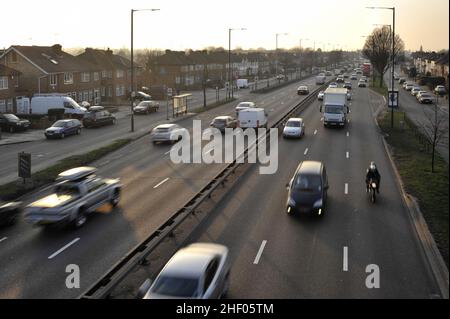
<box><xmin>283</xmin><ymin>118</ymin><xmax>305</xmax><ymax>138</ymax></box>
<box><xmin>150</xmin><ymin>124</ymin><xmax>188</xmax><ymax>144</ymax></box>
<box><xmin>140</xmin><ymin>243</ymin><xmax>231</xmax><ymax>299</ymax></box>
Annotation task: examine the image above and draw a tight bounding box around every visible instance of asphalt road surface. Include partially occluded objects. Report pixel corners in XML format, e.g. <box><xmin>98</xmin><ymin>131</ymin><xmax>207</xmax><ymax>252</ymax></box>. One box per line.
<box><xmin>0</xmin><ymin>75</ymin><xmax>319</xmax><ymax>298</ymax></box>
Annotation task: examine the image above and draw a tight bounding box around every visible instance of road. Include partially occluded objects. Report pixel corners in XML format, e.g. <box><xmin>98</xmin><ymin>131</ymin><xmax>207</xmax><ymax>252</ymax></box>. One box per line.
<box><xmin>0</xmin><ymin>75</ymin><xmax>320</xmax><ymax>298</ymax></box>
<box><xmin>0</xmin><ymin>74</ymin><xmax>305</xmax><ymax>186</ymax></box>
<box><xmin>129</xmin><ymin>79</ymin><xmax>441</xmax><ymax>298</ymax></box>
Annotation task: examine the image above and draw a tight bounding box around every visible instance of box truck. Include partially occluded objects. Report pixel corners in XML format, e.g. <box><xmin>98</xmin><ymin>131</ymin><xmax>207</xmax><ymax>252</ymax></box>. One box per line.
<box><xmin>320</xmin><ymin>88</ymin><xmax>349</xmax><ymax>127</ymax></box>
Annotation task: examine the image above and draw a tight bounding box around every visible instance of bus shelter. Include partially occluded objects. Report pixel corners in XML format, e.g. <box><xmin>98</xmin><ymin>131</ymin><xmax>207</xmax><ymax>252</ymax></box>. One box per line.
<box><xmin>173</xmin><ymin>94</ymin><xmax>191</xmax><ymax>117</ymax></box>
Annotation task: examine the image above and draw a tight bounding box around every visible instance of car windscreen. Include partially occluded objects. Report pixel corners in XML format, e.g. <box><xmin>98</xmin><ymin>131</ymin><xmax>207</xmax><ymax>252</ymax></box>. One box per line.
<box><xmin>151</xmin><ymin>276</ymin><xmax>199</xmax><ymax>297</ymax></box>
<box><xmin>3</xmin><ymin>114</ymin><xmax>19</xmax><ymax>121</ymax></box>
<box><xmin>53</xmin><ymin>121</ymin><xmax>67</xmax><ymax>127</ymax></box>
<box><xmin>155</xmin><ymin>127</ymin><xmax>170</xmax><ymax>132</ymax></box>
<box><xmin>138</xmin><ymin>101</ymin><xmax>150</xmax><ymax>107</ymax></box>
<box><xmin>293</xmin><ymin>174</ymin><xmax>322</xmax><ymax>192</ymax></box>
<box><xmin>213</xmin><ymin>119</ymin><xmax>226</xmax><ymax>125</ymax></box>
<box><xmin>238</xmin><ymin>103</ymin><xmax>252</xmax><ymax>108</ymax></box>
<box><xmin>324</xmin><ymin>105</ymin><xmax>344</xmax><ymax>114</ymax></box>
<box><xmin>286</xmin><ymin>121</ymin><xmax>301</xmax><ymax>127</ymax></box>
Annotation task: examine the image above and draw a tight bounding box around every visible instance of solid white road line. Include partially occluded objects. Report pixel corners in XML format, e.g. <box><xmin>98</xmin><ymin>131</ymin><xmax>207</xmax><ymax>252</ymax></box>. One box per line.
<box><xmin>314</xmin><ymin>129</ymin><xmax>317</xmax><ymax>135</ymax></box>
<box><xmin>345</xmin><ymin>183</ymin><xmax>349</xmax><ymax>194</ymax></box>
<box><xmin>48</xmin><ymin>238</ymin><xmax>80</xmax><ymax>260</ymax></box>
<box><xmin>343</xmin><ymin>246</ymin><xmax>349</xmax><ymax>271</ymax></box>
<box><xmin>153</xmin><ymin>178</ymin><xmax>170</xmax><ymax>189</ymax></box>
<box><xmin>304</xmin><ymin>148</ymin><xmax>309</xmax><ymax>155</ymax></box>
<box><xmin>0</xmin><ymin>237</ymin><xmax>7</xmax><ymax>243</ymax></box>
<box><xmin>253</xmin><ymin>240</ymin><xmax>267</xmax><ymax>265</ymax></box>
<box><xmin>346</xmin><ymin>151</ymin><xmax>350</xmax><ymax>159</ymax></box>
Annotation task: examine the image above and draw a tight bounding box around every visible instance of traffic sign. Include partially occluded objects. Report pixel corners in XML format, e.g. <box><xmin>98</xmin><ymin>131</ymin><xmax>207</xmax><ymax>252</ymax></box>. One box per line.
<box><xmin>18</xmin><ymin>152</ymin><xmax>31</xmax><ymax>179</ymax></box>
<box><xmin>388</xmin><ymin>90</ymin><xmax>399</xmax><ymax>108</ymax></box>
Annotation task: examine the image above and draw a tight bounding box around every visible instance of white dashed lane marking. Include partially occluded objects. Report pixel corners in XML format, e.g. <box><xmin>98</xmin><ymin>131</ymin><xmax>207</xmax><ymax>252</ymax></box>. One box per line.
<box><xmin>48</xmin><ymin>238</ymin><xmax>80</xmax><ymax>260</ymax></box>
<box><xmin>253</xmin><ymin>240</ymin><xmax>267</xmax><ymax>265</ymax></box>
<box><xmin>153</xmin><ymin>178</ymin><xmax>170</xmax><ymax>189</ymax></box>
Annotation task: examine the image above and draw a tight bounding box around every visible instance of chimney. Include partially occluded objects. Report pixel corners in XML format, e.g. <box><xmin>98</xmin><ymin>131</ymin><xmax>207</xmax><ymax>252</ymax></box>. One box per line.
<box><xmin>52</xmin><ymin>44</ymin><xmax>62</xmax><ymax>55</ymax></box>
<box><xmin>106</xmin><ymin>48</ymin><xmax>113</xmax><ymax>56</ymax></box>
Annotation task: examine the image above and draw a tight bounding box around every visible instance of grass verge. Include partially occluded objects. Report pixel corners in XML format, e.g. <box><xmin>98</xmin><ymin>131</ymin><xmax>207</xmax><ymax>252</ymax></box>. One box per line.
<box><xmin>370</xmin><ymin>74</ymin><xmax>388</xmax><ymax>97</ymax></box>
<box><xmin>0</xmin><ymin>138</ymin><xmax>132</xmax><ymax>201</ymax></box>
<box><xmin>378</xmin><ymin>110</ymin><xmax>449</xmax><ymax>266</ymax></box>
<box><xmin>192</xmin><ymin>98</ymin><xmax>236</xmax><ymax>114</ymax></box>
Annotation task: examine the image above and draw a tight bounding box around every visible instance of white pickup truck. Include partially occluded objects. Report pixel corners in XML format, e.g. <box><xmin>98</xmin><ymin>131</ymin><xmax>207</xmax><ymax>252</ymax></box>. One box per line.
<box><xmin>24</xmin><ymin>167</ymin><xmax>122</xmax><ymax>228</ymax></box>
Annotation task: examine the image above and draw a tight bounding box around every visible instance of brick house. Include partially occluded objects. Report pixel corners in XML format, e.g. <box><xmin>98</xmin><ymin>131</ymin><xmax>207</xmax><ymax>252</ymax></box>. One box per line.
<box><xmin>0</xmin><ymin>44</ymin><xmax>104</xmax><ymax>105</ymax></box>
<box><xmin>0</xmin><ymin>64</ymin><xmax>21</xmax><ymax>113</ymax></box>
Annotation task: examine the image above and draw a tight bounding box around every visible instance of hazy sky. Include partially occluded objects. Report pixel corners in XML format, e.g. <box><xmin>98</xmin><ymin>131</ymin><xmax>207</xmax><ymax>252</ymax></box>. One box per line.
<box><xmin>1</xmin><ymin>0</ymin><xmax>448</xmax><ymax>52</ymax></box>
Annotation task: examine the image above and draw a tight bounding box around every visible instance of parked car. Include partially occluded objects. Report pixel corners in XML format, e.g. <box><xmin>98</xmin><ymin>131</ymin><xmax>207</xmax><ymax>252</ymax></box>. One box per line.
<box><xmin>418</xmin><ymin>93</ymin><xmax>436</xmax><ymax>104</ymax></box>
<box><xmin>411</xmin><ymin>87</ymin><xmax>421</xmax><ymax>96</ymax></box>
<box><xmin>398</xmin><ymin>77</ymin><xmax>406</xmax><ymax>84</ymax></box>
<box><xmin>139</xmin><ymin>243</ymin><xmax>231</xmax><ymax>299</ymax></box>
<box><xmin>317</xmin><ymin>91</ymin><xmax>325</xmax><ymax>101</ymax></box>
<box><xmin>0</xmin><ymin>201</ymin><xmax>22</xmax><ymax>226</ymax></box>
<box><xmin>133</xmin><ymin>101</ymin><xmax>160</xmax><ymax>114</ymax></box>
<box><xmin>416</xmin><ymin>91</ymin><xmax>428</xmax><ymax>100</ymax></box>
<box><xmin>297</xmin><ymin>85</ymin><xmax>309</xmax><ymax>95</ymax></box>
<box><xmin>286</xmin><ymin>161</ymin><xmax>328</xmax><ymax>216</ymax></box>
<box><xmin>150</xmin><ymin>124</ymin><xmax>188</xmax><ymax>144</ymax></box>
<box><xmin>235</xmin><ymin>101</ymin><xmax>256</xmax><ymax>115</ymax></box>
<box><xmin>82</xmin><ymin>106</ymin><xmax>116</xmax><ymax>128</ymax></box>
<box><xmin>210</xmin><ymin>116</ymin><xmax>238</xmax><ymax>132</ymax></box>
<box><xmin>343</xmin><ymin>82</ymin><xmax>352</xmax><ymax>90</ymax></box>
<box><xmin>404</xmin><ymin>83</ymin><xmax>414</xmax><ymax>91</ymax></box>
<box><xmin>0</xmin><ymin>114</ymin><xmax>31</xmax><ymax>133</ymax></box>
<box><xmin>45</xmin><ymin>119</ymin><xmax>82</xmax><ymax>139</ymax></box>
<box><xmin>283</xmin><ymin>118</ymin><xmax>305</xmax><ymax>138</ymax></box>
<box><xmin>434</xmin><ymin>85</ymin><xmax>447</xmax><ymax>96</ymax></box>
<box><xmin>24</xmin><ymin>167</ymin><xmax>121</xmax><ymax>228</ymax></box>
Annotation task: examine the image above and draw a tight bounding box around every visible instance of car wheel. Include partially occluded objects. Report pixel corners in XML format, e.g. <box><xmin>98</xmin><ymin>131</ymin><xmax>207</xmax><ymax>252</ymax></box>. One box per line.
<box><xmin>73</xmin><ymin>208</ymin><xmax>87</xmax><ymax>228</ymax></box>
<box><xmin>110</xmin><ymin>189</ymin><xmax>120</xmax><ymax>207</ymax></box>
<box><xmin>60</xmin><ymin>133</ymin><xmax>65</xmax><ymax>139</ymax></box>
<box><xmin>76</xmin><ymin>128</ymin><xmax>81</xmax><ymax>135</ymax></box>
<box><xmin>112</xmin><ymin>119</ymin><xmax>116</xmax><ymax>125</ymax></box>
<box><xmin>9</xmin><ymin>126</ymin><xmax>14</xmax><ymax>133</ymax></box>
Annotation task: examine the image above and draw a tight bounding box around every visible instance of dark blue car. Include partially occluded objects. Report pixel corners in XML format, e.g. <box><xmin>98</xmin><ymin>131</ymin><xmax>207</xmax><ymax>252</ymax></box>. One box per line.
<box><xmin>45</xmin><ymin>119</ymin><xmax>81</xmax><ymax>139</ymax></box>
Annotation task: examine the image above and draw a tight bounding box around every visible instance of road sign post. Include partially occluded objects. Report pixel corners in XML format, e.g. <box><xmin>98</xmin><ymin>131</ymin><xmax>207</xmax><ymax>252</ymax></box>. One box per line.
<box><xmin>18</xmin><ymin>152</ymin><xmax>31</xmax><ymax>183</ymax></box>
<box><xmin>388</xmin><ymin>90</ymin><xmax>399</xmax><ymax>129</ymax></box>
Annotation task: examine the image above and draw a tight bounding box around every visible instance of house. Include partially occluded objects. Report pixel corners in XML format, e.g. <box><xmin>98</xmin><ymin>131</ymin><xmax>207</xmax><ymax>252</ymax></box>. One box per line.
<box><xmin>0</xmin><ymin>64</ymin><xmax>21</xmax><ymax>113</ymax></box>
<box><xmin>77</xmin><ymin>48</ymin><xmax>144</xmax><ymax>104</ymax></box>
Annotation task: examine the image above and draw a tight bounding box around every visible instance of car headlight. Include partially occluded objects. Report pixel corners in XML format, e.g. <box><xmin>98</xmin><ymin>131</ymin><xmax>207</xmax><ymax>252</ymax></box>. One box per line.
<box><xmin>313</xmin><ymin>199</ymin><xmax>323</xmax><ymax>208</ymax></box>
<box><xmin>288</xmin><ymin>197</ymin><xmax>296</xmax><ymax>207</ymax></box>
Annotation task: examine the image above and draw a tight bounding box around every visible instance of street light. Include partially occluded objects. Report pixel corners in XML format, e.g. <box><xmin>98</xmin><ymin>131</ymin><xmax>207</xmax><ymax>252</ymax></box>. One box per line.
<box><xmin>275</xmin><ymin>33</ymin><xmax>288</xmax><ymax>77</ymax></box>
<box><xmin>299</xmin><ymin>38</ymin><xmax>309</xmax><ymax>78</ymax></box>
<box><xmin>367</xmin><ymin>6</ymin><xmax>396</xmax><ymax>128</ymax></box>
<box><xmin>130</xmin><ymin>8</ymin><xmax>160</xmax><ymax>132</ymax></box>
<box><xmin>228</xmin><ymin>28</ymin><xmax>246</xmax><ymax>99</ymax></box>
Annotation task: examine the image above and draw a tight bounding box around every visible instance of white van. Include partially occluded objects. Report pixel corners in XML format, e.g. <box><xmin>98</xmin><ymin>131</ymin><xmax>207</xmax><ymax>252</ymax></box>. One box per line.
<box><xmin>236</xmin><ymin>79</ymin><xmax>249</xmax><ymax>89</ymax></box>
<box><xmin>238</xmin><ymin>108</ymin><xmax>268</xmax><ymax>129</ymax></box>
<box><xmin>30</xmin><ymin>94</ymin><xmax>87</xmax><ymax>115</ymax></box>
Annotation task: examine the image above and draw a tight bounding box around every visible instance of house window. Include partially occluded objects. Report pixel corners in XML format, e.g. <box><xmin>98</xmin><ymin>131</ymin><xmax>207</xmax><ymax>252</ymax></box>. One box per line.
<box><xmin>93</xmin><ymin>72</ymin><xmax>100</xmax><ymax>81</ymax></box>
<box><xmin>83</xmin><ymin>91</ymin><xmax>89</xmax><ymax>101</ymax></box>
<box><xmin>50</xmin><ymin>74</ymin><xmax>57</xmax><ymax>86</ymax></box>
<box><xmin>0</xmin><ymin>99</ymin><xmax>6</xmax><ymax>112</ymax></box>
<box><xmin>107</xmin><ymin>86</ymin><xmax>112</xmax><ymax>97</ymax></box>
<box><xmin>102</xmin><ymin>70</ymin><xmax>108</xmax><ymax>78</ymax></box>
<box><xmin>116</xmin><ymin>69</ymin><xmax>124</xmax><ymax>78</ymax></box>
<box><xmin>101</xmin><ymin>87</ymin><xmax>106</xmax><ymax>97</ymax></box>
<box><xmin>64</xmin><ymin>72</ymin><xmax>73</xmax><ymax>84</ymax></box>
<box><xmin>89</xmin><ymin>90</ymin><xmax>93</xmax><ymax>101</ymax></box>
<box><xmin>81</xmin><ymin>72</ymin><xmax>90</xmax><ymax>82</ymax></box>
<box><xmin>0</xmin><ymin>76</ymin><xmax>8</xmax><ymax>89</ymax></box>
<box><xmin>78</xmin><ymin>92</ymin><xmax>83</xmax><ymax>101</ymax></box>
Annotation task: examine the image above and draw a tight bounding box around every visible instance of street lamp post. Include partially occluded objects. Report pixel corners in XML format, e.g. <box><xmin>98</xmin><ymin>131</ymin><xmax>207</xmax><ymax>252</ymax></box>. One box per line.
<box><xmin>131</xmin><ymin>8</ymin><xmax>159</xmax><ymax>132</ymax></box>
<box><xmin>275</xmin><ymin>33</ymin><xmax>288</xmax><ymax>79</ymax></box>
<box><xmin>299</xmin><ymin>38</ymin><xmax>308</xmax><ymax>78</ymax></box>
<box><xmin>228</xmin><ymin>28</ymin><xmax>246</xmax><ymax>99</ymax></box>
<box><xmin>367</xmin><ymin>6</ymin><xmax>396</xmax><ymax>128</ymax></box>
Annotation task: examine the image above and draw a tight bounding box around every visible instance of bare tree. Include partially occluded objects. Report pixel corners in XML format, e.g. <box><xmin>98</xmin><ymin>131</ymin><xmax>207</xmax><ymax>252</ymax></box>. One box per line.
<box><xmin>362</xmin><ymin>26</ymin><xmax>404</xmax><ymax>87</ymax></box>
<box><xmin>419</xmin><ymin>96</ymin><xmax>448</xmax><ymax>172</ymax></box>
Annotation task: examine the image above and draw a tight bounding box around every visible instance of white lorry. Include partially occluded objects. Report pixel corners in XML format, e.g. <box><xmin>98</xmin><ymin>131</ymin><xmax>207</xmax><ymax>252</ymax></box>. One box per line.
<box><xmin>236</xmin><ymin>79</ymin><xmax>249</xmax><ymax>89</ymax></box>
<box><xmin>18</xmin><ymin>94</ymin><xmax>87</xmax><ymax>115</ymax></box>
<box><xmin>320</xmin><ymin>88</ymin><xmax>349</xmax><ymax>128</ymax></box>
<box><xmin>315</xmin><ymin>74</ymin><xmax>326</xmax><ymax>85</ymax></box>
<box><xmin>238</xmin><ymin>108</ymin><xmax>268</xmax><ymax>129</ymax></box>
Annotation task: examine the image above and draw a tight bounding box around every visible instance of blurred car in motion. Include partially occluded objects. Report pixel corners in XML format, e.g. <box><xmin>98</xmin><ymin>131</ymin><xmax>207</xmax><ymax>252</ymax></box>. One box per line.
<box><xmin>418</xmin><ymin>93</ymin><xmax>436</xmax><ymax>104</ymax></box>
<box><xmin>151</xmin><ymin>124</ymin><xmax>188</xmax><ymax>144</ymax></box>
<box><xmin>82</xmin><ymin>106</ymin><xmax>116</xmax><ymax>128</ymax></box>
<box><xmin>210</xmin><ymin>116</ymin><xmax>238</xmax><ymax>132</ymax></box>
<box><xmin>133</xmin><ymin>101</ymin><xmax>160</xmax><ymax>114</ymax></box>
<box><xmin>44</xmin><ymin>119</ymin><xmax>81</xmax><ymax>139</ymax></box>
<box><xmin>139</xmin><ymin>243</ymin><xmax>231</xmax><ymax>299</ymax></box>
<box><xmin>0</xmin><ymin>114</ymin><xmax>31</xmax><ymax>133</ymax></box>
<box><xmin>317</xmin><ymin>91</ymin><xmax>325</xmax><ymax>100</ymax></box>
<box><xmin>235</xmin><ymin>101</ymin><xmax>256</xmax><ymax>115</ymax></box>
<box><xmin>286</xmin><ymin>161</ymin><xmax>328</xmax><ymax>217</ymax></box>
<box><xmin>297</xmin><ymin>85</ymin><xmax>309</xmax><ymax>95</ymax></box>
<box><xmin>24</xmin><ymin>167</ymin><xmax>121</xmax><ymax>228</ymax></box>
<box><xmin>282</xmin><ymin>118</ymin><xmax>305</xmax><ymax>138</ymax></box>
<box><xmin>0</xmin><ymin>201</ymin><xmax>22</xmax><ymax>226</ymax></box>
